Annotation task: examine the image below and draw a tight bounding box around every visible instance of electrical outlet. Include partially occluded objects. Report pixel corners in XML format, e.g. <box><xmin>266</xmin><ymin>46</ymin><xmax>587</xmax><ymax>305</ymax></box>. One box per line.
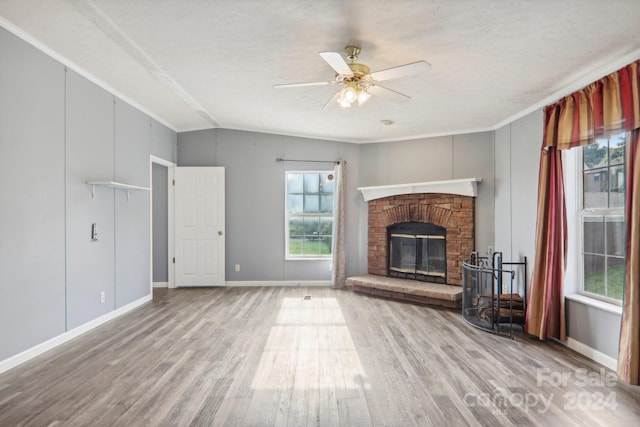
<box><xmin>235</xmin><ymin>264</ymin><xmax>240</xmax><ymax>272</ymax></box>
<box><xmin>100</xmin><ymin>291</ymin><xmax>105</xmax><ymax>303</ymax></box>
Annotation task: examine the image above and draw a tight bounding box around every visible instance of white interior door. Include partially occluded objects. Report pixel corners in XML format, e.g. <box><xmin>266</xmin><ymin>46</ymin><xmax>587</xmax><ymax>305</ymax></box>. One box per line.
<box><xmin>175</xmin><ymin>167</ymin><xmax>225</xmax><ymax>286</ymax></box>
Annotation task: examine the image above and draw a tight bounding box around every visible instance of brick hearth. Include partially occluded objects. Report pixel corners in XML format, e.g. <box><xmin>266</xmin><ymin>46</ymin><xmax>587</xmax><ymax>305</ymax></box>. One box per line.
<box><xmin>367</xmin><ymin>193</ymin><xmax>475</xmax><ymax>286</ymax></box>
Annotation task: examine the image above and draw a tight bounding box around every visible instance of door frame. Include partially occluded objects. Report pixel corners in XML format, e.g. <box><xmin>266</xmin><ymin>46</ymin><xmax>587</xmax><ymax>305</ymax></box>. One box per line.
<box><xmin>150</xmin><ymin>155</ymin><xmax>176</xmax><ymax>290</ymax></box>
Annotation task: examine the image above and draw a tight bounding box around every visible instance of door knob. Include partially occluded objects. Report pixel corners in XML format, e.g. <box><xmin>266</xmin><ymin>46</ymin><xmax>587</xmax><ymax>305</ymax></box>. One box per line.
<box><xmin>218</xmin><ymin>231</ymin><xmax>223</xmax><ymax>236</ymax></box>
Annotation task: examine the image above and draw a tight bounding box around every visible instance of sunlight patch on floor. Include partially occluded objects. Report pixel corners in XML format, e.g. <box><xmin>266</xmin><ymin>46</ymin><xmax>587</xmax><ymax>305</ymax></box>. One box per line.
<box><xmin>251</xmin><ymin>297</ymin><xmax>369</xmax><ymax>390</ymax></box>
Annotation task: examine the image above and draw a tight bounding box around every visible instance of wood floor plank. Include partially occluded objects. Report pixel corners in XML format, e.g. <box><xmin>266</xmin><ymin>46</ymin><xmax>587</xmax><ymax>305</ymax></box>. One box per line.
<box><xmin>1</xmin><ymin>286</ymin><xmax>639</xmax><ymax>426</ymax></box>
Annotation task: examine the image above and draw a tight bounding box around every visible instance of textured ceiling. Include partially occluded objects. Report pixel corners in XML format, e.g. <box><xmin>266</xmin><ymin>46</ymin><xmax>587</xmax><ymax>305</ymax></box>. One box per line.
<box><xmin>1</xmin><ymin>0</ymin><xmax>640</xmax><ymax>143</ymax></box>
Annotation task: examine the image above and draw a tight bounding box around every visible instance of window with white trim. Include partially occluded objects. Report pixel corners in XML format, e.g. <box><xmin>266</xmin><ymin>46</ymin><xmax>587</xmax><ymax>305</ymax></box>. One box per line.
<box><xmin>580</xmin><ymin>132</ymin><xmax>626</xmax><ymax>302</ymax></box>
<box><xmin>285</xmin><ymin>172</ymin><xmax>334</xmax><ymax>258</ymax></box>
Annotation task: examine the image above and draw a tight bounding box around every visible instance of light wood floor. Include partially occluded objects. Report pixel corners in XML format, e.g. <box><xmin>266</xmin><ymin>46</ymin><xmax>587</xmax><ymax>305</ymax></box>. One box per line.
<box><xmin>1</xmin><ymin>287</ymin><xmax>639</xmax><ymax>426</ymax></box>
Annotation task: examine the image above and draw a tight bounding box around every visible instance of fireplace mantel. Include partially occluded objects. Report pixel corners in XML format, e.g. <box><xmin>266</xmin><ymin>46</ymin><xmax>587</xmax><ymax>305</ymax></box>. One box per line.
<box><xmin>357</xmin><ymin>178</ymin><xmax>482</xmax><ymax>201</ymax></box>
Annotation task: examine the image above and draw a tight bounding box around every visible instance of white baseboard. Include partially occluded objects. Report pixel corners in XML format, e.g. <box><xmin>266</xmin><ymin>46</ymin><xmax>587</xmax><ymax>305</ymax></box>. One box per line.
<box><xmin>224</xmin><ymin>280</ymin><xmax>332</xmax><ymax>287</ymax></box>
<box><xmin>0</xmin><ymin>294</ymin><xmax>152</xmax><ymax>375</ymax></box>
<box><xmin>153</xmin><ymin>281</ymin><xmax>168</xmax><ymax>288</ymax></box>
<box><xmin>565</xmin><ymin>337</ymin><xmax>618</xmax><ymax>371</ymax></box>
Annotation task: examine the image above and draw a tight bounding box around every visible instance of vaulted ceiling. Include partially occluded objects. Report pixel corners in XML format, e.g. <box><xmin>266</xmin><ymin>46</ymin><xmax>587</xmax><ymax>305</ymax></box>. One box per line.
<box><xmin>2</xmin><ymin>0</ymin><xmax>640</xmax><ymax>143</ymax></box>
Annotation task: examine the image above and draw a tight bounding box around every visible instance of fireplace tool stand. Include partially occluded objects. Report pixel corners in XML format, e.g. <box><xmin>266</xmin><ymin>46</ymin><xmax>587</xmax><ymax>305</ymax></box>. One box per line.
<box><xmin>462</xmin><ymin>251</ymin><xmax>527</xmax><ymax>338</ymax></box>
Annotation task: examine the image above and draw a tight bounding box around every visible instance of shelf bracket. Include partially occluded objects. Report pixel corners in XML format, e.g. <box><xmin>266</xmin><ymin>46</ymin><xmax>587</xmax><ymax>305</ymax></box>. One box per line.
<box><xmin>127</xmin><ymin>190</ymin><xmax>131</xmax><ymax>201</ymax></box>
<box><xmin>91</xmin><ymin>184</ymin><xmax>96</xmax><ymax>200</ymax></box>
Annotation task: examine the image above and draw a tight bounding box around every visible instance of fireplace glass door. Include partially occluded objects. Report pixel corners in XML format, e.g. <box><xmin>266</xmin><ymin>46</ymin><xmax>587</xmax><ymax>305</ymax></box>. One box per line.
<box><xmin>416</xmin><ymin>235</ymin><xmax>446</xmax><ymax>277</ymax></box>
<box><xmin>388</xmin><ymin>222</ymin><xmax>446</xmax><ymax>283</ymax></box>
<box><xmin>389</xmin><ymin>234</ymin><xmax>417</xmax><ymax>273</ymax></box>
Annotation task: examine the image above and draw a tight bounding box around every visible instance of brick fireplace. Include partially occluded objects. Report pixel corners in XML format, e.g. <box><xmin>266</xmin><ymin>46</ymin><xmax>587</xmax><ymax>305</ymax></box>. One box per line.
<box><xmin>366</xmin><ymin>193</ymin><xmax>475</xmax><ymax>286</ymax></box>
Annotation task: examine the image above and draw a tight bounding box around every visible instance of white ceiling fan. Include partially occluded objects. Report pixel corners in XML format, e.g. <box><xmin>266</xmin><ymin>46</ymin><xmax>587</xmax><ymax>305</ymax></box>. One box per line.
<box><xmin>274</xmin><ymin>45</ymin><xmax>430</xmax><ymax>108</ymax></box>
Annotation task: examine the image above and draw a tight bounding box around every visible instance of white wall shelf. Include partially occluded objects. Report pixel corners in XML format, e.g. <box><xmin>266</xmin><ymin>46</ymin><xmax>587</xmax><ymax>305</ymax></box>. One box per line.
<box><xmin>86</xmin><ymin>181</ymin><xmax>150</xmax><ymax>201</ymax></box>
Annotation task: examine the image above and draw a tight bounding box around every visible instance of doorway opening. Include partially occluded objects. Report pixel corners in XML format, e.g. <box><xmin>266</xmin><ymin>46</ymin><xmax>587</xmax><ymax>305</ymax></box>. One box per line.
<box><xmin>150</xmin><ymin>156</ymin><xmax>175</xmax><ymax>290</ymax></box>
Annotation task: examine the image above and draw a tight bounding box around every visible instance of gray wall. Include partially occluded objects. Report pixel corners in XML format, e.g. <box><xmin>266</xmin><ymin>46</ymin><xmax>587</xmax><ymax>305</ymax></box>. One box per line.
<box><xmin>566</xmin><ymin>300</ymin><xmax>620</xmax><ymax>359</ymax></box>
<box><xmin>151</xmin><ymin>118</ymin><xmax>177</xmax><ymax>163</ymax></box>
<box><xmin>152</xmin><ymin>163</ymin><xmax>169</xmax><ymax>282</ymax></box>
<box><xmin>65</xmin><ymin>69</ymin><xmax>116</xmax><ymax>328</ymax></box>
<box><xmin>114</xmin><ymin>99</ymin><xmax>151</xmax><ymax>307</ymax></box>
<box><xmin>494</xmin><ymin>125</ymin><xmax>513</xmax><ymax>260</ymax></box>
<box><xmin>492</xmin><ymin>111</ymin><xmax>540</xmax><ymax>351</ymax></box>
<box><xmin>0</xmin><ymin>26</ymin><xmax>176</xmax><ymax>362</ymax></box>
<box><xmin>0</xmin><ymin>26</ymin><xmax>67</xmax><ymax>359</ymax></box>
<box><xmin>494</xmin><ymin>111</ymin><xmax>541</xmax><ymax>281</ymax></box>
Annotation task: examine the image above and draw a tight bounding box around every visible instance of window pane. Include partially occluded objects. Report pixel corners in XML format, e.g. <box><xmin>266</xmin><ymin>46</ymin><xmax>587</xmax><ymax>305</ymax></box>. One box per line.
<box><xmin>580</xmin><ymin>133</ymin><xmax>626</xmax><ymax>302</ymax></box>
<box><xmin>288</xmin><ymin>236</ymin><xmax>304</xmax><ymax>255</ymax></box>
<box><xmin>320</xmin><ymin>173</ymin><xmax>334</xmax><ymax>193</ymax></box>
<box><xmin>609</xmin><ymin>165</ymin><xmax>625</xmax><ymax>208</ymax></box>
<box><xmin>319</xmin><ymin>194</ymin><xmax>333</xmax><ymax>213</ymax></box>
<box><xmin>304</xmin><ymin>173</ymin><xmax>319</xmax><ymax>193</ymax></box>
<box><xmin>301</xmin><ymin>235</ymin><xmax>321</xmax><ymax>255</ymax></box>
<box><xmin>583</xmin><ymin>139</ymin><xmax>608</xmax><ymax>170</ymax></box>
<box><xmin>606</xmin><ymin>216</ymin><xmax>625</xmax><ymax>256</ymax></box>
<box><xmin>583</xmin><ymin>254</ymin><xmax>605</xmax><ymax>296</ymax></box>
<box><xmin>304</xmin><ymin>195</ymin><xmax>319</xmax><ymax>213</ymax></box>
<box><xmin>319</xmin><ymin>217</ymin><xmax>333</xmax><ymax>235</ymax></box>
<box><xmin>287</xmin><ymin>173</ymin><xmax>303</xmax><ymax>193</ymax></box>
<box><xmin>583</xmin><ymin>217</ymin><xmax>604</xmax><ymax>254</ymax></box>
<box><xmin>304</xmin><ymin>217</ymin><xmax>320</xmax><ymax>235</ymax></box>
<box><xmin>609</xmin><ymin>133</ymin><xmax>625</xmax><ymax>166</ymax></box>
<box><xmin>583</xmin><ymin>169</ymin><xmax>608</xmax><ymax>209</ymax></box>
<box><xmin>289</xmin><ymin>217</ymin><xmax>304</xmax><ymax>236</ymax></box>
<box><xmin>287</xmin><ymin>195</ymin><xmax>303</xmax><ymax>214</ymax></box>
<box><xmin>319</xmin><ymin>236</ymin><xmax>332</xmax><ymax>254</ymax></box>
<box><xmin>606</xmin><ymin>256</ymin><xmax>625</xmax><ymax>300</ymax></box>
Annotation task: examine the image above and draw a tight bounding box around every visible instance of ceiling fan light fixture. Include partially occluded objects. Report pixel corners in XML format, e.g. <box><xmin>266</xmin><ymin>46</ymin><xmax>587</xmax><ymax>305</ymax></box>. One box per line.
<box><xmin>337</xmin><ymin>90</ymin><xmax>352</xmax><ymax>108</ymax></box>
<box><xmin>275</xmin><ymin>45</ymin><xmax>429</xmax><ymax>109</ymax></box>
<box><xmin>343</xmin><ymin>86</ymin><xmax>357</xmax><ymax>102</ymax></box>
<box><xmin>357</xmin><ymin>90</ymin><xmax>371</xmax><ymax>105</ymax></box>
<box><xmin>338</xmin><ymin>99</ymin><xmax>352</xmax><ymax>108</ymax></box>
<box><xmin>337</xmin><ymin>85</ymin><xmax>358</xmax><ymax>108</ymax></box>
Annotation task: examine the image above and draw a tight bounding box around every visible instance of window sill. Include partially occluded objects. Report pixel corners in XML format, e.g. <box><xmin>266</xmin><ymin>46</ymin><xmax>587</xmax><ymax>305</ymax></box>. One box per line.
<box><xmin>565</xmin><ymin>293</ymin><xmax>622</xmax><ymax>315</ymax></box>
<box><xmin>285</xmin><ymin>257</ymin><xmax>332</xmax><ymax>261</ymax></box>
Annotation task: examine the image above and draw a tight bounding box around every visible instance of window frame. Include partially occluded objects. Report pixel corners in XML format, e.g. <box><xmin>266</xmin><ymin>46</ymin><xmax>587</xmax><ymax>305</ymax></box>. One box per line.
<box><xmin>577</xmin><ymin>132</ymin><xmax>626</xmax><ymax>305</ymax></box>
<box><xmin>284</xmin><ymin>170</ymin><xmax>334</xmax><ymax>260</ymax></box>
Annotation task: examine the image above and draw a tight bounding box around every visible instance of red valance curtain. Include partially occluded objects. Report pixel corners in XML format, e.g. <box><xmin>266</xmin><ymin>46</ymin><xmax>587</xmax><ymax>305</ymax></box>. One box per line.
<box><xmin>526</xmin><ymin>60</ymin><xmax>640</xmax><ymax>384</ymax></box>
<box><xmin>541</xmin><ymin>61</ymin><xmax>640</xmax><ymax>149</ymax></box>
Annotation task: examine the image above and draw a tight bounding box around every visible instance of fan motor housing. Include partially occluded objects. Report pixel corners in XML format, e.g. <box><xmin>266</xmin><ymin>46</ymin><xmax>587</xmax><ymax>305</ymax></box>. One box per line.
<box><xmin>341</xmin><ymin>63</ymin><xmax>370</xmax><ymax>83</ymax></box>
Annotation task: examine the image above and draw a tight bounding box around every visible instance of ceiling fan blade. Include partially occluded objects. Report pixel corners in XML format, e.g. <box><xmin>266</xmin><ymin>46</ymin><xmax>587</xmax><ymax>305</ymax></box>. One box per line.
<box><xmin>319</xmin><ymin>51</ymin><xmax>353</xmax><ymax>76</ymax></box>
<box><xmin>323</xmin><ymin>91</ymin><xmax>342</xmax><ymax>109</ymax></box>
<box><xmin>368</xmin><ymin>85</ymin><xmax>411</xmax><ymax>103</ymax></box>
<box><xmin>370</xmin><ymin>60</ymin><xmax>431</xmax><ymax>82</ymax></box>
<box><xmin>273</xmin><ymin>81</ymin><xmax>334</xmax><ymax>88</ymax></box>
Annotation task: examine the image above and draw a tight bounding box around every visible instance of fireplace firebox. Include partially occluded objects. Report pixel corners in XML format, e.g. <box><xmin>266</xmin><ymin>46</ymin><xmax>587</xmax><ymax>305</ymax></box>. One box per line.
<box><xmin>388</xmin><ymin>222</ymin><xmax>446</xmax><ymax>283</ymax></box>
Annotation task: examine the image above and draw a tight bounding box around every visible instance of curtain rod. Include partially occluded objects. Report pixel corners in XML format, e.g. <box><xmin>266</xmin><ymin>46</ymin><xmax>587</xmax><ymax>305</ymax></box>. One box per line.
<box><xmin>276</xmin><ymin>158</ymin><xmax>345</xmax><ymax>165</ymax></box>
